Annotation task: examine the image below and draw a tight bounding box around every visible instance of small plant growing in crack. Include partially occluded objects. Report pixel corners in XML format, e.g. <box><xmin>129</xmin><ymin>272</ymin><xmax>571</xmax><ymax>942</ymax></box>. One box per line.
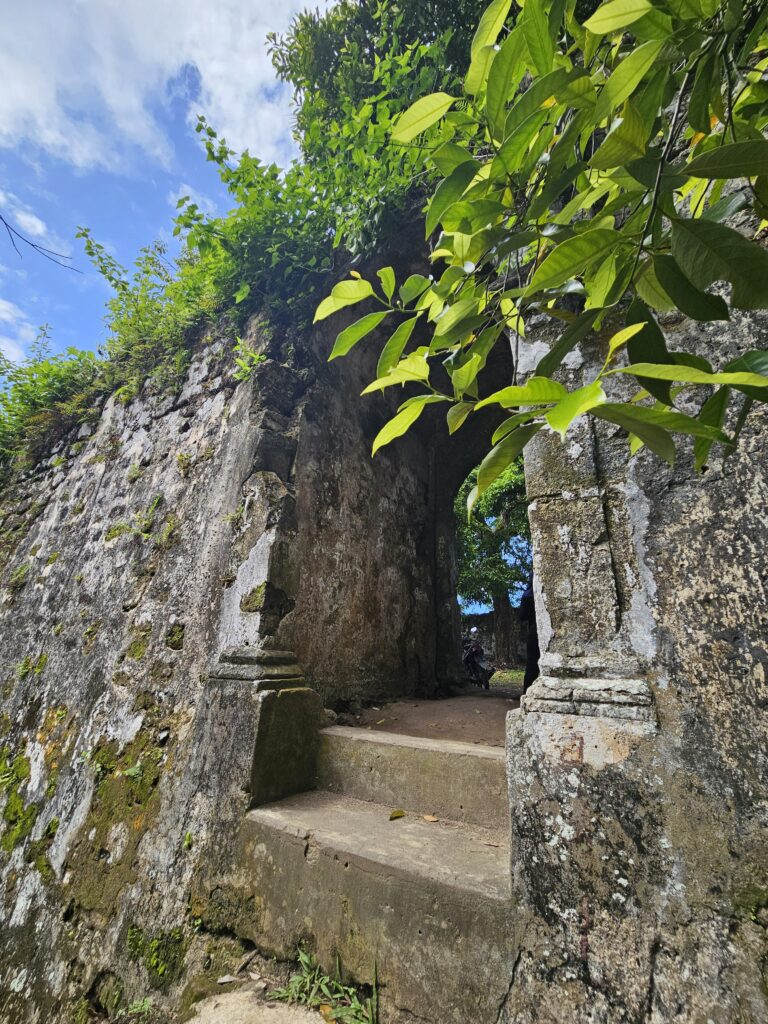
<box><xmin>270</xmin><ymin>948</ymin><xmax>378</xmax><ymax>1023</ymax></box>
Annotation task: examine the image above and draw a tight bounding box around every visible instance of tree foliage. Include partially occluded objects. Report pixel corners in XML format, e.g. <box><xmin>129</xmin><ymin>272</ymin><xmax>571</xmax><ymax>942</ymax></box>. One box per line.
<box><xmin>0</xmin><ymin>2</ymin><xmax>479</xmax><ymax>480</ymax></box>
<box><xmin>454</xmin><ymin>458</ymin><xmax>531</xmax><ymax>607</ymax></box>
<box><xmin>319</xmin><ymin>0</ymin><xmax>768</xmax><ymax>508</ymax></box>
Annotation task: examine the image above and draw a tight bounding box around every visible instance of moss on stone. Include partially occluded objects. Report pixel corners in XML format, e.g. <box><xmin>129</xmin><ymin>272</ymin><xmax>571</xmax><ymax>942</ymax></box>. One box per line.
<box><xmin>18</xmin><ymin>652</ymin><xmax>48</xmax><ymax>680</ymax></box>
<box><xmin>82</xmin><ymin>621</ymin><xmax>101</xmax><ymax>654</ymax></box>
<box><xmin>123</xmin><ymin>625</ymin><xmax>151</xmax><ymax>661</ymax></box>
<box><xmin>164</xmin><ymin>623</ymin><xmax>185</xmax><ymax>651</ymax></box>
<box><xmin>6</xmin><ymin>561</ymin><xmax>30</xmax><ymax>591</ymax></box>
<box><xmin>27</xmin><ymin>817</ymin><xmax>59</xmax><ymax>882</ymax></box>
<box><xmin>105</xmin><ymin>522</ymin><xmax>133</xmax><ymax>542</ymax></box>
<box><xmin>240</xmin><ymin>582</ymin><xmax>267</xmax><ymax>613</ymax></box>
<box><xmin>127</xmin><ymin>924</ymin><xmax>186</xmax><ymax>991</ymax></box>
<box><xmin>734</xmin><ymin>884</ymin><xmax>768</xmax><ymax>921</ymax></box>
<box><xmin>46</xmin><ymin>551</ymin><xmax>60</xmax><ymax>565</ymax></box>
<box><xmin>67</xmin><ymin>723</ymin><xmax>171</xmax><ymax>918</ymax></box>
<box><xmin>0</xmin><ymin>748</ymin><xmax>39</xmax><ymax>854</ymax></box>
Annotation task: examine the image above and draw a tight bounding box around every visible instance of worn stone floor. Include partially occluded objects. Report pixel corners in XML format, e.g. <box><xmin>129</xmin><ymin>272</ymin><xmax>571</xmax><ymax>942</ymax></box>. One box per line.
<box><xmin>188</xmin><ymin>988</ymin><xmax>321</xmax><ymax>1022</ymax></box>
<box><xmin>351</xmin><ymin>683</ymin><xmax>521</xmax><ymax>747</ymax></box>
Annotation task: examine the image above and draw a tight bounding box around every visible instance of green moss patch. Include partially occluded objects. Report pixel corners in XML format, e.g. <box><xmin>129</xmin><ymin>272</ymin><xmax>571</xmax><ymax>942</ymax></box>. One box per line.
<box><xmin>67</xmin><ymin>722</ymin><xmax>172</xmax><ymax>917</ymax></box>
<box><xmin>27</xmin><ymin>817</ymin><xmax>59</xmax><ymax>882</ymax></box>
<box><xmin>6</xmin><ymin>561</ymin><xmax>30</xmax><ymax>592</ymax></box>
<box><xmin>123</xmin><ymin>625</ymin><xmax>152</xmax><ymax>661</ymax></box>
<box><xmin>240</xmin><ymin>582</ymin><xmax>266</xmax><ymax>613</ymax></box>
<box><xmin>0</xmin><ymin>747</ymin><xmax>39</xmax><ymax>854</ymax></box>
<box><xmin>164</xmin><ymin>623</ymin><xmax>185</xmax><ymax>651</ymax></box>
<box><xmin>127</xmin><ymin>924</ymin><xmax>186</xmax><ymax>991</ymax></box>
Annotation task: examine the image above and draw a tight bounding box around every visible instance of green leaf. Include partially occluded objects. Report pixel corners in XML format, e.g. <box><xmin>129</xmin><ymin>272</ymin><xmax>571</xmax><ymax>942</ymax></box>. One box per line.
<box><xmin>329</xmin><ymin>312</ymin><xmax>389</xmax><ymax>361</ymax></box>
<box><xmin>476</xmin><ymin>376</ymin><xmax>567</xmax><ymax>409</ymax></box>
<box><xmin>595</xmin><ymin>39</ymin><xmax>664</xmax><ymax>122</ymax></box>
<box><xmin>486</xmin><ymin>29</ymin><xmax>527</xmax><ymax>138</ymax></box>
<box><xmin>670</xmin><ymin>218</ymin><xmax>768</xmax><ymax>310</ymax></box>
<box><xmin>451</xmin><ymin>354</ymin><xmax>483</xmax><ymax>394</ymax></box>
<box><xmin>477</xmin><ymin>423</ymin><xmax>543</xmax><ymax>496</ymax></box>
<box><xmin>625</xmin><ymin>299</ymin><xmax>673</xmax><ymax>404</ymax></box>
<box><xmin>590</xmin><ymin>101</ymin><xmax>649</xmax><ymax>169</ymax></box>
<box><xmin>653</xmin><ymin>255</ymin><xmax>729</xmax><ymax>322</ymax></box>
<box><xmin>372</xmin><ymin>398</ymin><xmax>431</xmax><ymax>456</ymax></box>
<box><xmin>433</xmin><ymin>297</ymin><xmax>481</xmax><ymax>338</ymax></box>
<box><xmin>523</xmin><ymin>0</ymin><xmax>555</xmax><ymax>77</ymax></box>
<box><xmin>392</xmin><ymin>93</ymin><xmax>457</xmax><ymax>144</ymax></box>
<box><xmin>604</xmin><ymin>322</ymin><xmax>646</xmax><ymax>364</ymax></box>
<box><xmin>526</xmin><ymin>229</ymin><xmax>621</xmax><ymax>293</ymax></box>
<box><xmin>471</xmin><ymin>0</ymin><xmax>514</xmax><ymax>61</ymax></box>
<box><xmin>314</xmin><ymin>278</ymin><xmax>375</xmax><ymax>323</ymax></box>
<box><xmin>447</xmin><ymin>402</ymin><xmax>474</xmax><ymax>434</ymax></box>
<box><xmin>688</xmin><ymin>53</ymin><xmax>715</xmax><ymax>135</ymax></box>
<box><xmin>694</xmin><ymin>387</ymin><xmax>730</xmax><ymax>471</ymax></box>
<box><xmin>376</xmin><ymin>317</ymin><xmax>418</xmax><ymax>378</ymax></box>
<box><xmin>591</xmin><ymin>404</ymin><xmax>676</xmax><ymax>463</ymax></box>
<box><xmin>491</xmin><ymin>410</ymin><xmax>542</xmax><ymax>444</ymax></box>
<box><xmin>583</xmin><ymin>0</ymin><xmax>653</xmax><ymax>34</ymax></box>
<box><xmin>685</xmin><ymin>140</ymin><xmax>768</xmax><ymax>179</ymax></box>
<box><xmin>431</xmin><ymin>142</ymin><xmax>474</xmax><ymax>176</ymax></box>
<box><xmin>466</xmin><ymin>44</ymin><xmax>498</xmax><ymax>97</ymax></box>
<box><xmin>234</xmin><ymin>283</ymin><xmax>250</xmax><ymax>304</ymax></box>
<box><xmin>504</xmin><ymin>68</ymin><xmax>573</xmax><ymax>139</ymax></box>
<box><xmin>426</xmin><ymin>161</ymin><xmax>480</xmax><ymax>238</ymax></box>
<box><xmin>536</xmin><ymin>309</ymin><xmax>602</xmax><ymax>377</ymax></box>
<box><xmin>723</xmin><ymin>349</ymin><xmax>768</xmax><ymax>399</ymax></box>
<box><xmin>635</xmin><ymin>259</ymin><xmax>675</xmax><ymax>311</ymax></box>
<box><xmin>545</xmin><ymin>381</ymin><xmax>607</xmax><ymax>438</ymax></box>
<box><xmin>466</xmin><ymin>0</ymin><xmax>514</xmax><ymax>100</ymax></box>
<box><xmin>377</xmin><ymin>268</ymin><xmax>396</xmax><ymax>302</ymax></box>
<box><xmin>613</xmin><ymin>363</ymin><xmax>768</xmax><ymax>388</ymax></box>
<box><xmin>362</xmin><ymin>349</ymin><xmax>431</xmax><ymax>393</ymax></box>
<box><xmin>399</xmin><ymin>275</ymin><xmax>431</xmax><ymax>306</ymax></box>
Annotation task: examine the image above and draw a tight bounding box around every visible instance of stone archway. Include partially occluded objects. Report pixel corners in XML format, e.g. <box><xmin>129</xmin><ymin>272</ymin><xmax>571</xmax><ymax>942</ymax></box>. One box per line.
<box><xmin>207</xmin><ymin>277</ymin><xmax>513</xmax><ymax>707</ymax></box>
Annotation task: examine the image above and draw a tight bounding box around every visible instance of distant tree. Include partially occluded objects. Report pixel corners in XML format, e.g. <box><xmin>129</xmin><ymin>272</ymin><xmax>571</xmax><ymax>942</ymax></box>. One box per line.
<box><xmin>454</xmin><ymin>457</ymin><xmax>531</xmax><ymax>664</ymax></box>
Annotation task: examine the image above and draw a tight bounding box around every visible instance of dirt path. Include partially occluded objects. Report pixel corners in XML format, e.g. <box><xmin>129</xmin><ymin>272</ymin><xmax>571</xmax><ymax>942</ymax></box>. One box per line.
<box><xmin>351</xmin><ymin>687</ymin><xmax>520</xmax><ymax>748</ymax></box>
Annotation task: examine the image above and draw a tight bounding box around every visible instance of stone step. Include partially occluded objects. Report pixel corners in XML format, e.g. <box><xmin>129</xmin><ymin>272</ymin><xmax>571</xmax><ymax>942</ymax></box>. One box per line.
<box><xmin>315</xmin><ymin>725</ymin><xmax>508</xmax><ymax>830</ymax></box>
<box><xmin>236</xmin><ymin>791</ymin><xmax>514</xmax><ymax>1024</ymax></box>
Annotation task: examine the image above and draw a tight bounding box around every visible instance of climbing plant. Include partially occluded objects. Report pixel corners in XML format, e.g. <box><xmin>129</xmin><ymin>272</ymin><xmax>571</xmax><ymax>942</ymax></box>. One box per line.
<box><xmin>317</xmin><ymin>0</ymin><xmax>768</xmax><ymax>508</ymax></box>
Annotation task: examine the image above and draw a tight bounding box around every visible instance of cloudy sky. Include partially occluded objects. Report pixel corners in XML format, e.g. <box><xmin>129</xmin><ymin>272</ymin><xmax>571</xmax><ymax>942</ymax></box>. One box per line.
<box><xmin>0</xmin><ymin>0</ymin><xmax>322</xmax><ymax>363</ymax></box>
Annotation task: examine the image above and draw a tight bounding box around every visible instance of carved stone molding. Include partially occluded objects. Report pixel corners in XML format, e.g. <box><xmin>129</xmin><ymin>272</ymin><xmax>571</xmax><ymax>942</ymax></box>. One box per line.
<box><xmin>208</xmin><ymin>646</ymin><xmax>306</xmax><ymax>691</ymax></box>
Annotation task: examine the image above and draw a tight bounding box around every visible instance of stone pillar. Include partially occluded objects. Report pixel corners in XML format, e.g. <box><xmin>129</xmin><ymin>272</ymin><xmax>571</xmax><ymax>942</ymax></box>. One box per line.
<box><xmin>521</xmin><ymin>414</ymin><xmax>657</xmax><ymax>736</ymax></box>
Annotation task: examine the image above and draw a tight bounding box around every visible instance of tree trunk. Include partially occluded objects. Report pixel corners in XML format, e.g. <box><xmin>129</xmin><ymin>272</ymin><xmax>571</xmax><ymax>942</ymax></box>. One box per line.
<box><xmin>492</xmin><ymin>592</ymin><xmax>516</xmax><ymax>666</ymax></box>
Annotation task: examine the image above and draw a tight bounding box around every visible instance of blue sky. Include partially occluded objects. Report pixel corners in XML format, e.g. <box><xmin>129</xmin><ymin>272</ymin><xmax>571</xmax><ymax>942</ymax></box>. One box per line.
<box><xmin>0</xmin><ymin>0</ymin><xmax>324</xmax><ymax>363</ymax></box>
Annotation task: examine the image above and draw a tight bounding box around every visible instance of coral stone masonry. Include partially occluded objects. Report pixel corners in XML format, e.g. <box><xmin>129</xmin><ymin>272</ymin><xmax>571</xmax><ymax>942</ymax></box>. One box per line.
<box><xmin>0</xmin><ymin>299</ymin><xmax>766</xmax><ymax>1023</ymax></box>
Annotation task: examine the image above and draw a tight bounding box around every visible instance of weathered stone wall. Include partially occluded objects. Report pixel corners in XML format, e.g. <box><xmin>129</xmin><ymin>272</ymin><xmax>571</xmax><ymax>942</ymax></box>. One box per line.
<box><xmin>0</xmin><ymin>333</ymin><xmax>284</xmax><ymax>1020</ymax></box>
<box><xmin>0</xmin><ymin>288</ymin><xmax>493</xmax><ymax>1019</ymax></box>
<box><xmin>505</xmin><ymin>309</ymin><xmax>768</xmax><ymax>1022</ymax></box>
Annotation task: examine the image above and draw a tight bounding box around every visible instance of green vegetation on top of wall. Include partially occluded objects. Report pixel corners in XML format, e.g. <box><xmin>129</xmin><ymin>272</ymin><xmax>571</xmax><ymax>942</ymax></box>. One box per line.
<box><xmin>0</xmin><ymin>2</ymin><xmax>493</xmax><ymax>483</ymax></box>
<box><xmin>319</xmin><ymin>0</ymin><xmax>768</xmax><ymax>485</ymax></box>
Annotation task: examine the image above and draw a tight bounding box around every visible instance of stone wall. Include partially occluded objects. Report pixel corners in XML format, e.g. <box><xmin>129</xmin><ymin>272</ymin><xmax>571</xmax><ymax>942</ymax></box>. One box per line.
<box><xmin>505</xmin><ymin>308</ymin><xmax>768</xmax><ymax>1022</ymax></box>
<box><xmin>0</xmin><ymin>287</ymin><xmax>496</xmax><ymax>1019</ymax></box>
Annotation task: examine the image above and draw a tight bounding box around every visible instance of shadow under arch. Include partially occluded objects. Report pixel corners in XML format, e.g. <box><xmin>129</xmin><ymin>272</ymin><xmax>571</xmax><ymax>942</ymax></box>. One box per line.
<box><xmin>284</xmin><ymin>275</ymin><xmax>515</xmax><ymax>707</ymax></box>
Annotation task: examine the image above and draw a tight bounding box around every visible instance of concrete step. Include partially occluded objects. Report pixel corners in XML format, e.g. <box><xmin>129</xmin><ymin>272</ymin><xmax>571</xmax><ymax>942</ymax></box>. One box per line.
<box><xmin>236</xmin><ymin>791</ymin><xmax>514</xmax><ymax>1024</ymax></box>
<box><xmin>315</xmin><ymin>725</ymin><xmax>508</xmax><ymax>830</ymax></box>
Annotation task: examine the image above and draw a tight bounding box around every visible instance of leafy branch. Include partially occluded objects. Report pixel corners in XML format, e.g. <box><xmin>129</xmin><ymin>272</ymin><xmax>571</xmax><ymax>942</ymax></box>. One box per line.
<box><xmin>318</xmin><ymin>0</ymin><xmax>768</xmax><ymax>508</ymax></box>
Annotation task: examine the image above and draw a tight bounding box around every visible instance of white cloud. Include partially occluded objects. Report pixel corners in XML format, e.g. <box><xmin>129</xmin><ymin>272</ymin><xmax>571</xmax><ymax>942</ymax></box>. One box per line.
<box><xmin>0</xmin><ymin>0</ymin><xmax>322</xmax><ymax>171</ymax></box>
<box><xmin>0</xmin><ymin>297</ymin><xmax>38</xmax><ymax>364</ymax></box>
<box><xmin>0</xmin><ymin>189</ymin><xmax>70</xmax><ymax>256</ymax></box>
<box><xmin>168</xmin><ymin>183</ymin><xmax>218</xmax><ymax>217</ymax></box>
